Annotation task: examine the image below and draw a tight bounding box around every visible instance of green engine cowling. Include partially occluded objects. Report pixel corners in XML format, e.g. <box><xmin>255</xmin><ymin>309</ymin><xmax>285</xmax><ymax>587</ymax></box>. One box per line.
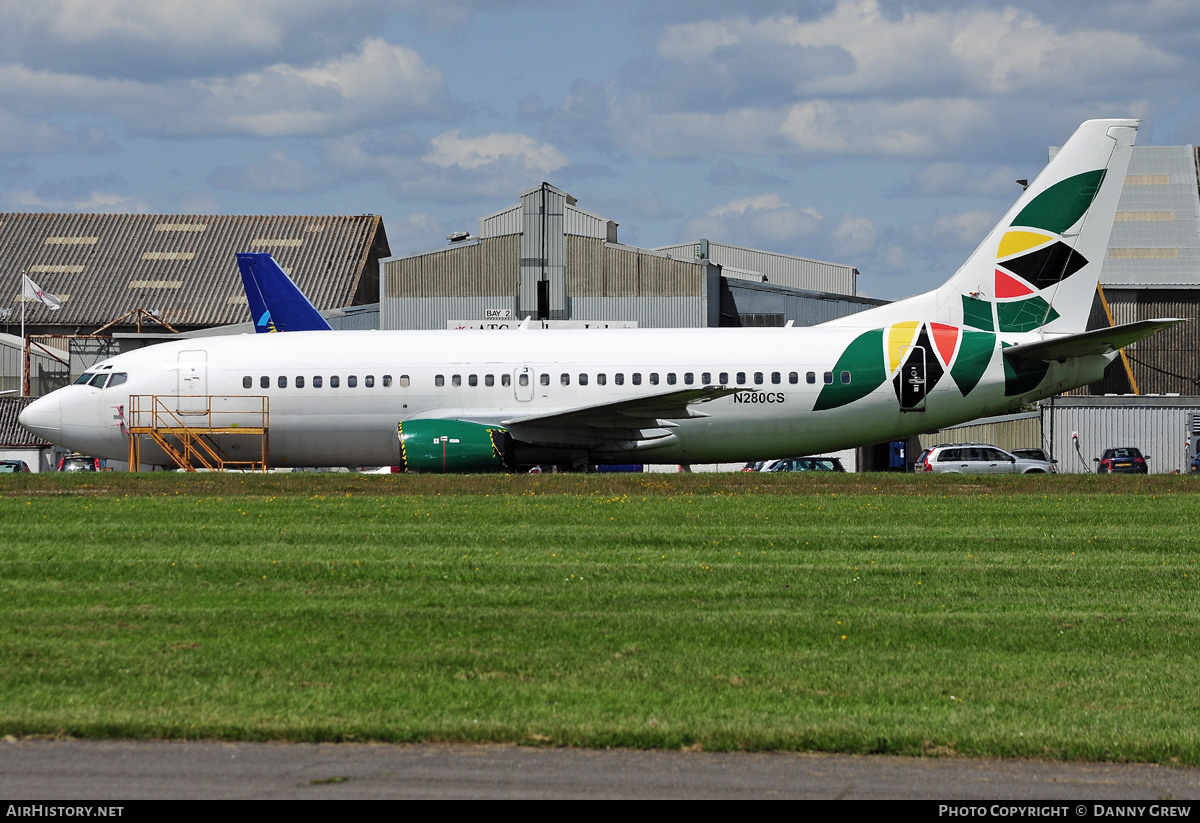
<box><xmin>397</xmin><ymin>419</ymin><xmax>514</xmax><ymax>473</ymax></box>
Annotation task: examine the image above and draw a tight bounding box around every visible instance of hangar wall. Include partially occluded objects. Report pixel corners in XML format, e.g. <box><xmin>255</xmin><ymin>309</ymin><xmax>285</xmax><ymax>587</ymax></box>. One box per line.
<box><xmin>1043</xmin><ymin>396</ymin><xmax>1200</xmax><ymax>475</ymax></box>
<box><xmin>918</xmin><ymin>398</ymin><xmax>1200</xmax><ymax>474</ymax></box>
<box><xmin>655</xmin><ymin>238</ymin><xmax>858</xmax><ymax>294</ymax></box>
<box><xmin>381</xmin><ymin>183</ymin><xmax>866</xmax><ymax>332</ymax></box>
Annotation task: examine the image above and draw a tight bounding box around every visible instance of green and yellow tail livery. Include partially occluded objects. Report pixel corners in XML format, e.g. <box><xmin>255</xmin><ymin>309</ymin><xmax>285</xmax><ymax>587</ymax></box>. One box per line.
<box><xmin>816</xmin><ymin>120</ymin><xmax>1180</xmax><ymax>415</ymax></box>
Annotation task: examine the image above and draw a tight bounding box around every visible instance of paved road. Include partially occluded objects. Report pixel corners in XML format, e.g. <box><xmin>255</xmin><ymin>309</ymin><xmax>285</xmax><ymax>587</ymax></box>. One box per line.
<box><xmin>2</xmin><ymin>740</ymin><xmax>1198</xmax><ymax>800</ymax></box>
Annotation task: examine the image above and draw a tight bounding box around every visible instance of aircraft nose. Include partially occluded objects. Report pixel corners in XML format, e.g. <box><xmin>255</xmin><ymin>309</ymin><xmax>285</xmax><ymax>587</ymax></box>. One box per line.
<box><xmin>18</xmin><ymin>392</ymin><xmax>63</xmax><ymax>443</ymax></box>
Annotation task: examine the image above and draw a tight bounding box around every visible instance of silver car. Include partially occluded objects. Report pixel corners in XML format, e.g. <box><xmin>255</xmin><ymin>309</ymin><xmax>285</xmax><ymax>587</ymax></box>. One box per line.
<box><xmin>916</xmin><ymin>443</ymin><xmax>1056</xmax><ymax>474</ymax></box>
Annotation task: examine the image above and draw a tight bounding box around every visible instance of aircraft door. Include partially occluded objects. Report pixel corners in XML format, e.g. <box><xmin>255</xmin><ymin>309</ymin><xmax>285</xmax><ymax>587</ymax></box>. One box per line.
<box><xmin>514</xmin><ymin>365</ymin><xmax>534</xmax><ymax>402</ymax></box>
<box><xmin>895</xmin><ymin>346</ymin><xmax>927</xmax><ymax>412</ymax></box>
<box><xmin>176</xmin><ymin>350</ymin><xmax>209</xmax><ymax>414</ymax></box>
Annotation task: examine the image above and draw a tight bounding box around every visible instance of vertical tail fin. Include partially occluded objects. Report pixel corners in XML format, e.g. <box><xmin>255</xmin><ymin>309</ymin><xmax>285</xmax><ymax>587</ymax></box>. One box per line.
<box><xmin>825</xmin><ymin>119</ymin><xmax>1137</xmax><ymax>334</ymax></box>
<box><xmin>942</xmin><ymin>118</ymin><xmax>1136</xmax><ymax>335</ymax></box>
<box><xmin>235</xmin><ymin>252</ymin><xmax>333</xmax><ymax>333</ymax></box>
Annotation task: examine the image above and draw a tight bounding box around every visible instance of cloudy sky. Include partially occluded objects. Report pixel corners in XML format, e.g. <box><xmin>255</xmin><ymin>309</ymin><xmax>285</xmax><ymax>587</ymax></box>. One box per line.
<box><xmin>2</xmin><ymin>0</ymin><xmax>1198</xmax><ymax>300</ymax></box>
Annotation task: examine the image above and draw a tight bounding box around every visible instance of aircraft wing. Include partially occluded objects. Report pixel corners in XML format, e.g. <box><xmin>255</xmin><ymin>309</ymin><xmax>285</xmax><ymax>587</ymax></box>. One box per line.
<box><xmin>500</xmin><ymin>385</ymin><xmax>742</xmax><ymax>450</ymax></box>
<box><xmin>1003</xmin><ymin>319</ymin><xmax>1184</xmax><ymax>362</ymax></box>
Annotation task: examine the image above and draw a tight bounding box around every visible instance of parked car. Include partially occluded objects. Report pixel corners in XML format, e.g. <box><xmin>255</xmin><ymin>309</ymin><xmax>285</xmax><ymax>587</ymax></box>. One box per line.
<box><xmin>766</xmin><ymin>456</ymin><xmax>846</xmax><ymax>472</ymax></box>
<box><xmin>0</xmin><ymin>459</ymin><xmax>31</xmax><ymax>473</ymax></box>
<box><xmin>1012</xmin><ymin>448</ymin><xmax>1054</xmax><ymax>464</ymax></box>
<box><xmin>1095</xmin><ymin>447</ymin><xmax>1149</xmax><ymax>474</ymax></box>
<box><xmin>915</xmin><ymin>443</ymin><xmax>1056</xmax><ymax>474</ymax></box>
<box><xmin>58</xmin><ymin>455</ymin><xmax>101</xmax><ymax>472</ymax></box>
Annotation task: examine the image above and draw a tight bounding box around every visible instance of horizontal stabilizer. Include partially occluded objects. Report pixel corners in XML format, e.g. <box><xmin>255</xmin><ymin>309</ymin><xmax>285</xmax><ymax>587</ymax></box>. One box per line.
<box><xmin>1003</xmin><ymin>318</ymin><xmax>1184</xmax><ymax>362</ymax></box>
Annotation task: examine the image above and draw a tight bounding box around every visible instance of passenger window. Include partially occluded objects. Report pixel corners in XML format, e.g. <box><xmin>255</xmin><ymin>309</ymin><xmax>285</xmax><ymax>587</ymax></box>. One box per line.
<box><xmin>539</xmin><ymin>374</ymin><xmax>549</xmax><ymax>386</ymax></box>
<box><xmin>278</xmin><ymin>376</ymin><xmax>287</xmax><ymax>389</ymax></box>
<box><xmin>684</xmin><ymin>373</ymin><xmax>694</xmax><ymax>385</ymax></box>
<box><xmin>754</xmin><ymin>372</ymin><xmax>764</xmax><ymax>385</ymax></box>
<box><xmin>348</xmin><ymin>375</ymin><xmax>357</xmax><ymax>388</ymax></box>
<box><xmin>736</xmin><ymin>372</ymin><xmax>746</xmax><ymax>385</ymax></box>
<box><xmin>701</xmin><ymin>372</ymin><xmax>711</xmax><ymax>383</ymax></box>
<box><xmin>519</xmin><ymin>374</ymin><xmax>529</xmax><ymax>387</ymax></box>
<box><xmin>365</xmin><ymin>375</ymin><xmax>374</xmax><ymax>388</ymax></box>
<box><xmin>840</xmin><ymin>371</ymin><xmax>850</xmax><ymax>384</ymax></box>
<box><xmin>502</xmin><ymin>374</ymin><xmax>511</xmax><ymax>387</ymax></box>
<box><xmin>313</xmin><ymin>376</ymin><xmax>323</xmax><ymax>388</ymax></box>
<box><xmin>108</xmin><ymin>373</ymin><xmax>127</xmax><ymax>388</ymax></box>
<box><xmin>561</xmin><ymin>373</ymin><xmax>571</xmax><ymax>386</ymax></box>
<box><xmin>823</xmin><ymin>372</ymin><xmax>833</xmax><ymax>384</ymax></box>
<box><xmin>649</xmin><ymin>373</ymin><xmax>659</xmax><ymax>385</ymax></box>
<box><xmin>260</xmin><ymin>376</ymin><xmax>269</xmax><ymax>389</ymax></box>
<box><xmin>451</xmin><ymin>374</ymin><xmax>461</xmax><ymax>387</ymax></box>
<box><xmin>789</xmin><ymin>372</ymin><xmax>799</xmax><ymax>384</ymax></box>
<box><xmin>395</xmin><ymin>375</ymin><xmax>405</xmax><ymax>388</ymax></box>
<box><xmin>719</xmin><ymin>372</ymin><xmax>729</xmax><ymax>384</ymax></box>
<box><xmin>579</xmin><ymin>373</ymin><xmax>589</xmax><ymax>386</ymax></box>
<box><xmin>242</xmin><ymin>376</ymin><xmax>252</xmax><ymax>389</ymax></box>
<box><xmin>667</xmin><ymin>373</ymin><xmax>676</xmax><ymax>385</ymax></box>
<box><xmin>632</xmin><ymin>373</ymin><xmax>642</xmax><ymax>385</ymax></box>
<box><xmin>771</xmin><ymin>372</ymin><xmax>781</xmax><ymax>384</ymax></box>
<box><xmin>296</xmin><ymin>376</ymin><xmax>305</xmax><ymax>388</ymax></box>
<box><xmin>435</xmin><ymin>375</ymin><xmax>444</xmax><ymax>387</ymax></box>
<box><xmin>330</xmin><ymin>376</ymin><xmax>340</xmax><ymax>388</ymax></box>
<box><xmin>469</xmin><ymin>375</ymin><xmax>478</xmax><ymax>387</ymax></box>
<box><xmin>615</xmin><ymin>373</ymin><xmax>624</xmax><ymax>385</ymax></box>
<box><xmin>597</xmin><ymin>373</ymin><xmax>606</xmax><ymax>386</ymax></box>
<box><xmin>485</xmin><ymin>374</ymin><xmax>494</xmax><ymax>387</ymax></box>
<box><xmin>806</xmin><ymin>372</ymin><xmax>816</xmax><ymax>384</ymax></box>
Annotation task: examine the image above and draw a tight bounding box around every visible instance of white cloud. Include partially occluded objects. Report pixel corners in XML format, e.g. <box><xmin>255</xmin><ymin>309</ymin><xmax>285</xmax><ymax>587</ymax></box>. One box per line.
<box><xmin>323</xmin><ymin>128</ymin><xmax>570</xmax><ymax>204</ymax></box>
<box><xmin>7</xmin><ymin>187</ymin><xmax>150</xmax><ymax>213</ymax></box>
<box><xmin>0</xmin><ymin>1</ymin><xmax>399</xmax><ymax>79</ymax></box>
<box><xmin>0</xmin><ymin>37</ymin><xmax>458</xmax><ymax>140</ymax></box>
<box><xmin>177</xmin><ymin>38</ymin><xmax>457</xmax><ymax>137</ymax></box>
<box><xmin>599</xmin><ymin>0</ymin><xmax>1186</xmax><ymax>160</ymax></box>
<box><xmin>904</xmin><ymin>162</ymin><xmax>1027</xmax><ymax>198</ymax></box>
<box><xmin>912</xmin><ymin>209</ymin><xmax>1002</xmax><ymax>249</ymax></box>
<box><xmin>687</xmin><ymin>193</ymin><xmax>826</xmax><ymax>249</ymax></box>
<box><xmin>0</xmin><ymin>110</ymin><xmax>114</xmax><ymax>154</ymax></box>
<box><xmin>831</xmin><ymin>214</ymin><xmax>878</xmax><ymax>259</ymax></box>
<box><xmin>425</xmin><ymin>130</ymin><xmax>566</xmax><ymax>173</ymax></box>
<box><xmin>660</xmin><ymin>1</ymin><xmax>1177</xmax><ymax>98</ymax></box>
<box><xmin>387</xmin><ymin>211</ymin><xmax>448</xmax><ymax>254</ymax></box>
<box><xmin>780</xmin><ymin>98</ymin><xmax>994</xmax><ymax>156</ymax></box>
<box><xmin>208</xmin><ymin>148</ymin><xmax>335</xmax><ymax>194</ymax></box>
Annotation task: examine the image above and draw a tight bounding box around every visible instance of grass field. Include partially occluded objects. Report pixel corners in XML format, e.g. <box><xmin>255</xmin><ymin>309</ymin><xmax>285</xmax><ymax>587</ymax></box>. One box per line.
<box><xmin>2</xmin><ymin>472</ymin><xmax>1198</xmax><ymax>763</ymax></box>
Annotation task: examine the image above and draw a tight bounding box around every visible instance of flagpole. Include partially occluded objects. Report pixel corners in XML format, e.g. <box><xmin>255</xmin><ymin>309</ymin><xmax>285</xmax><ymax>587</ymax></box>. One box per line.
<box><xmin>20</xmin><ymin>269</ymin><xmax>26</xmax><ymax>397</ymax></box>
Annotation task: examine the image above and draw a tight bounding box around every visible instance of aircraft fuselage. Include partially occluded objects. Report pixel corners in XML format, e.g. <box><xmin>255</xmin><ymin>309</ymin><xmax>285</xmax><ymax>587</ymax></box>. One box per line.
<box><xmin>20</xmin><ymin>325</ymin><xmax>1111</xmax><ymax>469</ymax></box>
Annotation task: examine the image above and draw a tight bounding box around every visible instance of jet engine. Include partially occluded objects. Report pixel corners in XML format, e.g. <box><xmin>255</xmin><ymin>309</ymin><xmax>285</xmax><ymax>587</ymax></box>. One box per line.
<box><xmin>397</xmin><ymin>419</ymin><xmax>514</xmax><ymax>472</ymax></box>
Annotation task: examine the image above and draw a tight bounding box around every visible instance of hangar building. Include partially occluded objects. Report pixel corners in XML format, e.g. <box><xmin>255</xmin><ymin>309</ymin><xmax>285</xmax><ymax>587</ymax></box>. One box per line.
<box><xmin>1</xmin><ymin>212</ymin><xmax>389</xmax><ymax>393</ymax></box>
<box><xmin>1079</xmin><ymin>144</ymin><xmax>1200</xmax><ymax>395</ymax></box>
<box><xmin>380</xmin><ymin>183</ymin><xmax>880</xmax><ymax>331</ymax></box>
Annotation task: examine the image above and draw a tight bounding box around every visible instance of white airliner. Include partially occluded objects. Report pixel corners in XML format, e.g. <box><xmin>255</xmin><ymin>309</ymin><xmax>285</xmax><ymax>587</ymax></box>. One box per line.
<box><xmin>20</xmin><ymin>119</ymin><xmax>1180</xmax><ymax>471</ymax></box>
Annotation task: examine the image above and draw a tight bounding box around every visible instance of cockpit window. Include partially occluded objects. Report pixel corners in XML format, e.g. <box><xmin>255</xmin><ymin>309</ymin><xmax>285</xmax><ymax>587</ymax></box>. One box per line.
<box><xmin>73</xmin><ymin>373</ymin><xmax>94</xmax><ymax>385</ymax></box>
<box><xmin>88</xmin><ymin>373</ymin><xmax>109</xmax><ymax>388</ymax></box>
<box><xmin>107</xmin><ymin>373</ymin><xmax>128</xmax><ymax>388</ymax></box>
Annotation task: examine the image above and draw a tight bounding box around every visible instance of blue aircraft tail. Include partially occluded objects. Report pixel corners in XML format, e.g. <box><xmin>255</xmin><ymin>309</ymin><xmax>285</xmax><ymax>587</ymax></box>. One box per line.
<box><xmin>235</xmin><ymin>252</ymin><xmax>333</xmax><ymax>333</ymax></box>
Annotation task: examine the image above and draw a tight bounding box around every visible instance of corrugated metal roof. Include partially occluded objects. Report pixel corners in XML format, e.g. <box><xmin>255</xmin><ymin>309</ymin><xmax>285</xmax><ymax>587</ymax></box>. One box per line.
<box><xmin>1</xmin><ymin>213</ymin><xmax>388</xmax><ymax>330</ymax></box>
<box><xmin>655</xmin><ymin>240</ymin><xmax>858</xmax><ymax>295</ymax></box>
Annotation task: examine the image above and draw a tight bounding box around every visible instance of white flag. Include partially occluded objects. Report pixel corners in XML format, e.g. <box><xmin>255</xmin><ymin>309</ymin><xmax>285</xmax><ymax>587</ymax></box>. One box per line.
<box><xmin>22</xmin><ymin>273</ymin><xmax>61</xmax><ymax>310</ymax></box>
